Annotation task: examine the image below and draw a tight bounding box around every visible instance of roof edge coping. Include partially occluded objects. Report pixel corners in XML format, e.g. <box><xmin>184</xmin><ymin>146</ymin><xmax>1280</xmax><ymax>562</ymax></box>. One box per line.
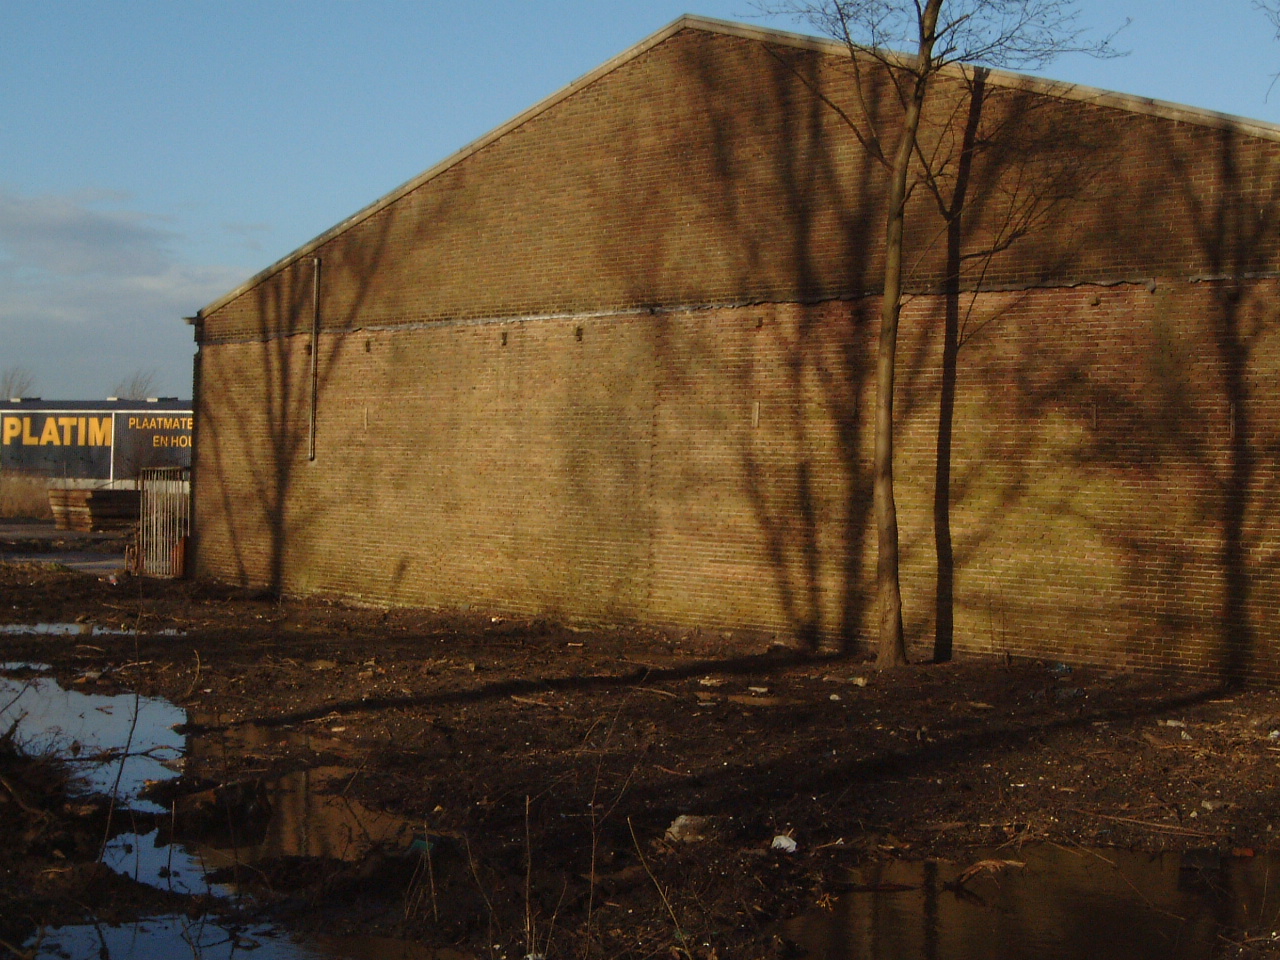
<box><xmin>197</xmin><ymin>12</ymin><xmax>1280</xmax><ymax>319</ymax></box>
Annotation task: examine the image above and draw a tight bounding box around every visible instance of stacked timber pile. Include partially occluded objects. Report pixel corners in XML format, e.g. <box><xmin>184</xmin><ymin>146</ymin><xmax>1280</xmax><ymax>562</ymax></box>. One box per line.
<box><xmin>47</xmin><ymin>488</ymin><xmax>140</xmax><ymax>532</ymax></box>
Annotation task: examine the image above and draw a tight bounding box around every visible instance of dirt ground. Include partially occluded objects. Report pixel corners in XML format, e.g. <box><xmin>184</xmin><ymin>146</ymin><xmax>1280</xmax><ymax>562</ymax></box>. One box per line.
<box><xmin>4</xmin><ymin>543</ymin><xmax>1280</xmax><ymax>958</ymax></box>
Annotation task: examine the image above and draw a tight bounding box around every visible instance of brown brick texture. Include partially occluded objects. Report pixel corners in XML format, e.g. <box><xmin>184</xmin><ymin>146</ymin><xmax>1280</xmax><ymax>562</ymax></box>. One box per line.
<box><xmin>193</xmin><ymin>25</ymin><xmax>1280</xmax><ymax>681</ymax></box>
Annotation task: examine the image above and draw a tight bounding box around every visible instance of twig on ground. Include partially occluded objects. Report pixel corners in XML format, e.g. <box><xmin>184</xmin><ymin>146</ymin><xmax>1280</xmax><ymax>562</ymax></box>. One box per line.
<box><xmin>180</xmin><ymin>648</ymin><xmax>202</xmax><ymax>701</ymax></box>
<box><xmin>463</xmin><ymin>833</ymin><xmax>500</xmax><ymax>943</ymax></box>
<box><xmin>0</xmin><ymin>771</ymin><xmax>45</xmax><ymax>817</ymax></box>
<box><xmin>1066</xmin><ymin>807</ymin><xmax>1222</xmax><ymax>837</ymax></box>
<box><xmin>0</xmin><ymin>932</ymin><xmax>36</xmax><ymax>959</ymax></box>
<box><xmin>628</xmin><ymin>817</ymin><xmax>694</xmax><ymax>960</ymax></box>
<box><xmin>511</xmin><ymin>695</ymin><xmax>560</xmax><ymax>709</ymax></box>
<box><xmin>97</xmin><ymin>623</ymin><xmax>144</xmax><ymax>862</ymax></box>
<box><xmin>525</xmin><ymin>795</ymin><xmax>535</xmax><ymax>960</ymax></box>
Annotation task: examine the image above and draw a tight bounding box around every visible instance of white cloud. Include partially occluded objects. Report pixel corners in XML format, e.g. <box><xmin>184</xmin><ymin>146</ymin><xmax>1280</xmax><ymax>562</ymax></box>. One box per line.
<box><xmin>0</xmin><ymin>187</ymin><xmax>244</xmax><ymax>399</ymax></box>
<box><xmin>0</xmin><ymin>188</ymin><xmax>175</xmax><ymax>277</ymax></box>
<box><xmin>221</xmin><ymin>221</ymin><xmax>274</xmax><ymax>253</ymax></box>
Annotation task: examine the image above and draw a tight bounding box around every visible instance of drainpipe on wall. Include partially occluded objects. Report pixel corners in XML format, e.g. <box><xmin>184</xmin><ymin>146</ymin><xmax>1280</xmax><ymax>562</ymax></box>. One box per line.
<box><xmin>308</xmin><ymin>257</ymin><xmax>321</xmax><ymax>461</ymax></box>
<box><xmin>184</xmin><ymin>310</ymin><xmax>203</xmax><ymax>576</ymax></box>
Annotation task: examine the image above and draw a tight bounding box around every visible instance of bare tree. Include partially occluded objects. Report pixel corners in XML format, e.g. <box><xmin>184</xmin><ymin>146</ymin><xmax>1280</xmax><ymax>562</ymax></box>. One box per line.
<box><xmin>113</xmin><ymin>368</ymin><xmax>160</xmax><ymax>400</ymax></box>
<box><xmin>1257</xmin><ymin>1</ymin><xmax>1280</xmax><ymax>97</ymax></box>
<box><xmin>1259</xmin><ymin>0</ymin><xmax>1280</xmax><ymax>35</ymax></box>
<box><xmin>764</xmin><ymin>0</ymin><xmax>1122</xmax><ymax>666</ymax></box>
<box><xmin>0</xmin><ymin>365</ymin><xmax>36</xmax><ymax>399</ymax></box>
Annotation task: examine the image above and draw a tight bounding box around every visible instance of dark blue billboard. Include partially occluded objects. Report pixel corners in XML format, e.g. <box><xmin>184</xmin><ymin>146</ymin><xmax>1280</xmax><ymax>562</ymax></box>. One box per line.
<box><xmin>0</xmin><ymin>400</ymin><xmax>191</xmax><ymax>481</ymax></box>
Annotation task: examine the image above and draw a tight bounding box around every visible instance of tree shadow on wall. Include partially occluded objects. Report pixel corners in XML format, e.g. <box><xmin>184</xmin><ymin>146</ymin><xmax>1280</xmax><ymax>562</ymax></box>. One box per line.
<box><xmin>921</xmin><ymin>72</ymin><xmax>1109</xmax><ymax>661</ymax></box>
<box><xmin>644</xmin><ymin>34</ymin><xmax>1113</xmax><ymax>660</ymax></box>
<box><xmin>1010</xmin><ymin>124</ymin><xmax>1280</xmax><ymax>685</ymax></box>
<box><xmin>628</xmin><ymin>37</ymin><xmax>887</xmax><ymax>652</ymax></box>
<box><xmin>1174</xmin><ymin>131</ymin><xmax>1280</xmax><ymax>685</ymax></box>
<box><xmin>196</xmin><ymin>206</ymin><xmax>397</xmax><ymax>596</ymax></box>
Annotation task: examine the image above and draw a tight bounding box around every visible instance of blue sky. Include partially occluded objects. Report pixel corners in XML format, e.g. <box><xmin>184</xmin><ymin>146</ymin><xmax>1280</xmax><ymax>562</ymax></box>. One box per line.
<box><xmin>2</xmin><ymin>0</ymin><xmax>1278</xmax><ymax>399</ymax></box>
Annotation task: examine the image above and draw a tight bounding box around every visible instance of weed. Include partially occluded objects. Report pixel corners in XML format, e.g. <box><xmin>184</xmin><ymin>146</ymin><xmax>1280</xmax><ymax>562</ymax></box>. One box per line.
<box><xmin>0</xmin><ymin>473</ymin><xmax>50</xmax><ymax>520</ymax></box>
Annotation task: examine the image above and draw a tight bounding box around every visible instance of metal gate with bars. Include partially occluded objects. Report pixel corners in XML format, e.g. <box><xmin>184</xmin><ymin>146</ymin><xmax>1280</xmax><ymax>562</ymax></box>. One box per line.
<box><xmin>137</xmin><ymin>467</ymin><xmax>190</xmax><ymax>577</ymax></box>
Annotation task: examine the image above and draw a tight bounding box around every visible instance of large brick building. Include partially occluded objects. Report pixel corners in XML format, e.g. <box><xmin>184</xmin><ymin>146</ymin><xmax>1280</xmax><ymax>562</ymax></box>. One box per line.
<box><xmin>189</xmin><ymin>15</ymin><xmax>1280</xmax><ymax>679</ymax></box>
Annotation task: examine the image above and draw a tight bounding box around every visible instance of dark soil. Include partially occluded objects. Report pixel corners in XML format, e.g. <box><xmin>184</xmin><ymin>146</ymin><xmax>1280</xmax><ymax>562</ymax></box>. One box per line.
<box><xmin>0</xmin><ymin>518</ymin><xmax>131</xmax><ymax>558</ymax></box>
<box><xmin>3</xmin><ymin>556</ymin><xmax>1280</xmax><ymax>958</ymax></box>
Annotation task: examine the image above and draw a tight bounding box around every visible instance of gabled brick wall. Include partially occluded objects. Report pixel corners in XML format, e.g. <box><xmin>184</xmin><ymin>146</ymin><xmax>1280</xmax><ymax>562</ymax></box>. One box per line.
<box><xmin>192</xmin><ymin>18</ymin><xmax>1280</xmax><ymax>680</ymax></box>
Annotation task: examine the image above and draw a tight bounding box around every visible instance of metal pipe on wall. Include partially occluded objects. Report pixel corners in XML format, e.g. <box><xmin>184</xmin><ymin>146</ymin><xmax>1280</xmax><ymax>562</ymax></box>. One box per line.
<box><xmin>308</xmin><ymin>257</ymin><xmax>321</xmax><ymax>461</ymax></box>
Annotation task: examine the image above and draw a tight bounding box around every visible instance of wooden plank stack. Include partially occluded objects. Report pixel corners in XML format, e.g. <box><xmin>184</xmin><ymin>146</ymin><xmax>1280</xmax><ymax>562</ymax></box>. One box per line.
<box><xmin>48</xmin><ymin>488</ymin><xmax>141</xmax><ymax>532</ymax></box>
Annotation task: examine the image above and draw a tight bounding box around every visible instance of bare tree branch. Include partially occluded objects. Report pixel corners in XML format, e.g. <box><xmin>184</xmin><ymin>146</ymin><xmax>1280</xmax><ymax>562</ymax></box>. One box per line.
<box><xmin>112</xmin><ymin>369</ymin><xmax>159</xmax><ymax>400</ymax></box>
<box><xmin>754</xmin><ymin>0</ymin><xmax>1124</xmax><ymax>667</ymax></box>
<box><xmin>763</xmin><ymin>0</ymin><xmax>1125</xmax><ymax>71</ymax></box>
<box><xmin>0</xmin><ymin>366</ymin><xmax>36</xmax><ymax>400</ymax></box>
<box><xmin>1257</xmin><ymin>0</ymin><xmax>1280</xmax><ymax>35</ymax></box>
<box><xmin>1254</xmin><ymin>1</ymin><xmax>1280</xmax><ymax>98</ymax></box>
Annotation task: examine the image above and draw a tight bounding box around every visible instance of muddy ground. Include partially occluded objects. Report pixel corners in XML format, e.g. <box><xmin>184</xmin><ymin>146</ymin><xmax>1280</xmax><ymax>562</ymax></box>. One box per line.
<box><xmin>4</xmin><ymin>544</ymin><xmax>1280</xmax><ymax>958</ymax></box>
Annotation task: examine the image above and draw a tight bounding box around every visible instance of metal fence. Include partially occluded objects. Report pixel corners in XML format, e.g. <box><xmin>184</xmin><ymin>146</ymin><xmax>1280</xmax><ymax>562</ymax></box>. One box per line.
<box><xmin>137</xmin><ymin>467</ymin><xmax>190</xmax><ymax>578</ymax></box>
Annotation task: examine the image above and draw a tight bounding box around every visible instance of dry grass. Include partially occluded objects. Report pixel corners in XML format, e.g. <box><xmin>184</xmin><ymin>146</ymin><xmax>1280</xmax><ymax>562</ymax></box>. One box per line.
<box><xmin>0</xmin><ymin>473</ymin><xmax>51</xmax><ymax>519</ymax></box>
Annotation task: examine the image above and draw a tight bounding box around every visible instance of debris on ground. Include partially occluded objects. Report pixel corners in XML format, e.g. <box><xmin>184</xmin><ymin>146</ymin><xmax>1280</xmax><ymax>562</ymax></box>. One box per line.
<box><xmin>4</xmin><ymin>557</ymin><xmax>1280</xmax><ymax>957</ymax></box>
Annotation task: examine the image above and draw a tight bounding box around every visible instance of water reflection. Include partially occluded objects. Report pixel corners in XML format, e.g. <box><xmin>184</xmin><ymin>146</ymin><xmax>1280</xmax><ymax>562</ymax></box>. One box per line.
<box><xmin>102</xmin><ymin>827</ymin><xmax>227</xmax><ymax>897</ymax></box>
<box><xmin>100</xmin><ymin>766</ymin><xmax>422</xmax><ymax>898</ymax></box>
<box><xmin>784</xmin><ymin>846</ymin><xmax>1280</xmax><ymax>959</ymax></box>
<box><xmin>30</xmin><ymin>917</ymin><xmax>301</xmax><ymax>960</ymax></box>
<box><xmin>12</xmin><ymin>665</ymin><xmax>1277</xmax><ymax>960</ymax></box>
<box><xmin>186</xmin><ymin>712</ymin><xmax>368</xmax><ymax>765</ymax></box>
<box><xmin>28</xmin><ymin>916</ymin><xmax>455</xmax><ymax>960</ymax></box>
<box><xmin>170</xmin><ymin>766</ymin><xmax>419</xmax><ymax>869</ymax></box>
<box><xmin>0</xmin><ymin>673</ymin><xmax>185</xmax><ymax>811</ymax></box>
<box><xmin>0</xmin><ymin>622</ymin><xmax>185</xmax><ymax>637</ymax></box>
<box><xmin>0</xmin><ymin>668</ymin><xmax>450</xmax><ymax>960</ymax></box>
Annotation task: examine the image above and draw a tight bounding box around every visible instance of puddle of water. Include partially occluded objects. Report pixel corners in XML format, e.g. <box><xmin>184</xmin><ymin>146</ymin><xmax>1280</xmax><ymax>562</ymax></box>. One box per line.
<box><xmin>108</xmin><ymin>766</ymin><xmax>423</xmax><ymax>898</ymax></box>
<box><xmin>309</xmin><ymin>934</ymin><xmax>469</xmax><ymax>959</ymax></box>
<box><xmin>87</xmin><ymin>775</ymin><xmax>446</xmax><ymax>960</ymax></box>
<box><xmin>2</xmin><ymin>676</ymin><xmax>459</xmax><ymax>960</ymax></box>
<box><xmin>0</xmin><ymin>660</ymin><xmax>52</xmax><ymax>671</ymax></box>
<box><xmin>0</xmin><ymin>674</ymin><xmax>185</xmax><ymax>812</ymax></box>
<box><xmin>101</xmin><ymin>764</ymin><xmax>428</xmax><ymax>908</ymax></box>
<box><xmin>177</xmin><ymin>765</ymin><xmax>419</xmax><ymax>866</ymax></box>
<box><xmin>102</xmin><ymin>828</ymin><xmax>228</xmax><ymax>897</ymax></box>
<box><xmin>26</xmin><ymin>916</ymin><xmax>456</xmax><ymax>959</ymax></box>
<box><xmin>783</xmin><ymin>845</ymin><xmax>1280</xmax><ymax>960</ymax></box>
<box><xmin>185</xmin><ymin>713</ymin><xmax>370</xmax><ymax>765</ymax></box>
<box><xmin>28</xmin><ymin>917</ymin><xmax>300</xmax><ymax>960</ymax></box>
<box><xmin>0</xmin><ymin>622</ymin><xmax>185</xmax><ymax>637</ymax></box>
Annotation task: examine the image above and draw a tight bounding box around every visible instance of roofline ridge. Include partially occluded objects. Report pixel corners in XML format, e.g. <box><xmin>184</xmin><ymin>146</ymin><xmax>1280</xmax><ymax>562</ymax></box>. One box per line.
<box><xmin>198</xmin><ymin>13</ymin><xmax>1280</xmax><ymax>319</ymax></box>
<box><xmin>683</xmin><ymin>13</ymin><xmax>1280</xmax><ymax>139</ymax></box>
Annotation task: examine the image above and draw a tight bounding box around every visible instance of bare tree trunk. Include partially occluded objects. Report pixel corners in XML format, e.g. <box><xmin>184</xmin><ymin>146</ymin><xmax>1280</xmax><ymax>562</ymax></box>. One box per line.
<box><xmin>933</xmin><ymin>70</ymin><xmax>986</xmax><ymax>663</ymax></box>
<box><xmin>770</xmin><ymin>0</ymin><xmax>1116</xmax><ymax>665</ymax></box>
<box><xmin>875</xmin><ymin>0</ymin><xmax>943</xmax><ymax>667</ymax></box>
<box><xmin>933</xmin><ymin>250</ymin><xmax>959</xmax><ymax>663</ymax></box>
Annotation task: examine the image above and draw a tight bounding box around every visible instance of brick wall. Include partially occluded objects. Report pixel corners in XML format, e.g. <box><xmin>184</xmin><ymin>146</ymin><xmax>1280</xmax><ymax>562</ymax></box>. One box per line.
<box><xmin>193</xmin><ymin>21</ymin><xmax>1280</xmax><ymax>679</ymax></box>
